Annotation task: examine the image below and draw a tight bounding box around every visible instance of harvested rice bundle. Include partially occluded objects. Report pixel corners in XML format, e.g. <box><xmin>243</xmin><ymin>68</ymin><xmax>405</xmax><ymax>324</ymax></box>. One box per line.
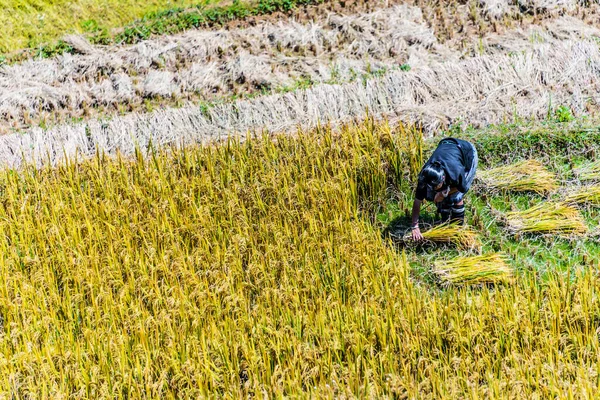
<box><xmin>478</xmin><ymin>160</ymin><xmax>558</xmax><ymax>194</ymax></box>
<box><xmin>420</xmin><ymin>222</ymin><xmax>481</xmax><ymax>251</ymax></box>
<box><xmin>504</xmin><ymin>202</ymin><xmax>588</xmax><ymax>235</ymax></box>
<box><xmin>434</xmin><ymin>253</ymin><xmax>513</xmax><ymax>286</ymax></box>
<box><xmin>563</xmin><ymin>185</ymin><xmax>600</xmax><ymax>207</ymax></box>
<box><xmin>573</xmin><ymin>160</ymin><xmax>600</xmax><ymax>182</ymax></box>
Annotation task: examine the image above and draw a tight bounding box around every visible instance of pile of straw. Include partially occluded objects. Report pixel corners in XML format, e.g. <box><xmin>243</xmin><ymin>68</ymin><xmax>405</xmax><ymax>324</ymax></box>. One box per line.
<box><xmin>478</xmin><ymin>160</ymin><xmax>558</xmax><ymax>194</ymax></box>
<box><xmin>504</xmin><ymin>202</ymin><xmax>587</xmax><ymax>235</ymax></box>
<box><xmin>434</xmin><ymin>253</ymin><xmax>513</xmax><ymax>286</ymax></box>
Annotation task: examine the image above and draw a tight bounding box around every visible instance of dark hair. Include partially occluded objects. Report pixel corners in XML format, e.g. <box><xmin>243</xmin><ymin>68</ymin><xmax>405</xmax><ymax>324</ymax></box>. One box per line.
<box><xmin>418</xmin><ymin>162</ymin><xmax>445</xmax><ymax>189</ymax></box>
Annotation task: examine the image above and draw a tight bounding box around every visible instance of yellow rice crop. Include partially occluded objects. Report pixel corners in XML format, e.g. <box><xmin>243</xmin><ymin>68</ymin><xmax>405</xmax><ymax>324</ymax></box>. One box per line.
<box><xmin>478</xmin><ymin>159</ymin><xmax>558</xmax><ymax>194</ymax></box>
<box><xmin>379</xmin><ymin>120</ymin><xmax>423</xmax><ymax>183</ymax></box>
<box><xmin>399</xmin><ymin>122</ymin><xmax>423</xmax><ymax>183</ymax></box>
<box><xmin>0</xmin><ymin>121</ymin><xmax>598</xmax><ymax>397</ymax></box>
<box><xmin>419</xmin><ymin>222</ymin><xmax>481</xmax><ymax>251</ymax></box>
<box><xmin>504</xmin><ymin>202</ymin><xmax>588</xmax><ymax>235</ymax></box>
<box><xmin>434</xmin><ymin>253</ymin><xmax>513</xmax><ymax>286</ymax></box>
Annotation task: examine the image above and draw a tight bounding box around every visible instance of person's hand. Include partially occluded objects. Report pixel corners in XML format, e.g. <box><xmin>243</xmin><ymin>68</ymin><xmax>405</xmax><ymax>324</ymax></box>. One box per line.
<box><xmin>411</xmin><ymin>226</ymin><xmax>423</xmax><ymax>241</ymax></box>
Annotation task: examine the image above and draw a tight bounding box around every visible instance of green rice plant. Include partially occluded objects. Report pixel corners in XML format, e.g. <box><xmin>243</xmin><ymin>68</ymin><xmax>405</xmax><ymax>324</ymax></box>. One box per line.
<box><xmin>573</xmin><ymin>160</ymin><xmax>600</xmax><ymax>182</ymax></box>
<box><xmin>563</xmin><ymin>185</ymin><xmax>600</xmax><ymax>207</ymax></box>
<box><xmin>0</xmin><ymin>0</ymin><xmax>217</xmax><ymax>53</ymax></box>
<box><xmin>434</xmin><ymin>253</ymin><xmax>513</xmax><ymax>286</ymax></box>
<box><xmin>504</xmin><ymin>201</ymin><xmax>588</xmax><ymax>235</ymax></box>
<box><xmin>477</xmin><ymin>159</ymin><xmax>558</xmax><ymax>194</ymax></box>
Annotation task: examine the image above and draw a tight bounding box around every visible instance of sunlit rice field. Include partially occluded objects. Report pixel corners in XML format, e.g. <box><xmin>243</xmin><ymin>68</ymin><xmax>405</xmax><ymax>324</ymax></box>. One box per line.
<box><xmin>3</xmin><ymin>0</ymin><xmax>600</xmax><ymax>396</ymax></box>
<box><xmin>0</xmin><ymin>120</ymin><xmax>600</xmax><ymax>397</ymax></box>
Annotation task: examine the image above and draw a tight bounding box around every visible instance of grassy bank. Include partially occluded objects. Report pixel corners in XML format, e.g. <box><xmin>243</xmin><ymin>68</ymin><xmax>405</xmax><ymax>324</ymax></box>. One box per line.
<box><xmin>0</xmin><ymin>0</ymin><xmax>214</xmax><ymax>54</ymax></box>
<box><xmin>0</xmin><ymin>0</ymin><xmax>324</xmax><ymax>59</ymax></box>
<box><xmin>1</xmin><ymin>118</ymin><xmax>600</xmax><ymax>396</ymax></box>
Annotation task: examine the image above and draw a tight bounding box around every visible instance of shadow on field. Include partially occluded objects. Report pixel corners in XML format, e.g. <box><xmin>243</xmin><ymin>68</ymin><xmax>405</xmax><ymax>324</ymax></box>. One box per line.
<box><xmin>382</xmin><ymin>211</ymin><xmax>441</xmax><ymax>254</ymax></box>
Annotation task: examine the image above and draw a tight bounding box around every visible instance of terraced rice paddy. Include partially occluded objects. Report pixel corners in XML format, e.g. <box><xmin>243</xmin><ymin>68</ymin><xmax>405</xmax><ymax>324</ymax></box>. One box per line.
<box><xmin>2</xmin><ymin>0</ymin><xmax>600</xmax><ymax>397</ymax></box>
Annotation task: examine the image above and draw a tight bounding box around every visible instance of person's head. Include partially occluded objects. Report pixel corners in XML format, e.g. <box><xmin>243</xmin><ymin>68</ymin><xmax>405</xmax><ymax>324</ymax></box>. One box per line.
<box><xmin>418</xmin><ymin>162</ymin><xmax>445</xmax><ymax>191</ymax></box>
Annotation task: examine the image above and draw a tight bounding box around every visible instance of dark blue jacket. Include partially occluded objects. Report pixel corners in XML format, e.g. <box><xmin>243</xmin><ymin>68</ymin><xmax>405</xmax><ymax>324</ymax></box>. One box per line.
<box><xmin>415</xmin><ymin>138</ymin><xmax>475</xmax><ymax>200</ymax></box>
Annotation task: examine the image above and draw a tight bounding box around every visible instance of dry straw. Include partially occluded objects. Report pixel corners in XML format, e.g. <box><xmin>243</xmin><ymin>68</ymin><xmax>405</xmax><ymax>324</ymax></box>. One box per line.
<box><xmin>434</xmin><ymin>253</ymin><xmax>513</xmax><ymax>286</ymax></box>
<box><xmin>504</xmin><ymin>202</ymin><xmax>588</xmax><ymax>235</ymax></box>
<box><xmin>2</xmin><ymin>34</ymin><xmax>600</xmax><ymax>169</ymax></box>
<box><xmin>478</xmin><ymin>159</ymin><xmax>558</xmax><ymax>194</ymax></box>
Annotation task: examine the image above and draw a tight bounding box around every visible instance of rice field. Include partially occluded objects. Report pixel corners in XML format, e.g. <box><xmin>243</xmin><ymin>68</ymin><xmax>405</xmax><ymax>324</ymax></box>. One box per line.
<box><xmin>3</xmin><ymin>0</ymin><xmax>600</xmax><ymax>397</ymax></box>
<box><xmin>0</xmin><ymin>120</ymin><xmax>597</xmax><ymax>396</ymax></box>
<box><xmin>2</xmin><ymin>33</ymin><xmax>600</xmax><ymax>170</ymax></box>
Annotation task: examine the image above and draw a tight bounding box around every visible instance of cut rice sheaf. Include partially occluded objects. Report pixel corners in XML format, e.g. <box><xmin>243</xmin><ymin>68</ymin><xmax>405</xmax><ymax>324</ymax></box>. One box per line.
<box><xmin>563</xmin><ymin>185</ymin><xmax>600</xmax><ymax>207</ymax></box>
<box><xmin>573</xmin><ymin>160</ymin><xmax>600</xmax><ymax>183</ymax></box>
<box><xmin>419</xmin><ymin>222</ymin><xmax>482</xmax><ymax>251</ymax></box>
<box><xmin>434</xmin><ymin>253</ymin><xmax>513</xmax><ymax>286</ymax></box>
<box><xmin>478</xmin><ymin>159</ymin><xmax>558</xmax><ymax>194</ymax></box>
<box><xmin>504</xmin><ymin>202</ymin><xmax>587</xmax><ymax>235</ymax></box>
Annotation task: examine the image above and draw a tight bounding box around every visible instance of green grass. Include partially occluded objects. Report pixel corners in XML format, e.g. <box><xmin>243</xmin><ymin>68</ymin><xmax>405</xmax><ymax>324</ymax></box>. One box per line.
<box><xmin>0</xmin><ymin>0</ymin><xmax>215</xmax><ymax>53</ymax></box>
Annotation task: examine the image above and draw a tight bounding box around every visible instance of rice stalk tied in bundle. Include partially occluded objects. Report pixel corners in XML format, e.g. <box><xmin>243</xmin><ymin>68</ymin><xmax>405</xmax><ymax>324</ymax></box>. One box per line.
<box><xmin>574</xmin><ymin>160</ymin><xmax>600</xmax><ymax>182</ymax></box>
<box><xmin>434</xmin><ymin>253</ymin><xmax>513</xmax><ymax>286</ymax></box>
<box><xmin>407</xmin><ymin>222</ymin><xmax>481</xmax><ymax>251</ymax></box>
<box><xmin>504</xmin><ymin>202</ymin><xmax>588</xmax><ymax>235</ymax></box>
<box><xmin>477</xmin><ymin>160</ymin><xmax>558</xmax><ymax>194</ymax></box>
<box><xmin>563</xmin><ymin>185</ymin><xmax>600</xmax><ymax>207</ymax></box>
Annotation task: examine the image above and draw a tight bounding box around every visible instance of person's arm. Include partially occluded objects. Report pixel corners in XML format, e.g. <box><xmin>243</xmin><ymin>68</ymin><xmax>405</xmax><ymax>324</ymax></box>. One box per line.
<box><xmin>411</xmin><ymin>199</ymin><xmax>424</xmax><ymax>241</ymax></box>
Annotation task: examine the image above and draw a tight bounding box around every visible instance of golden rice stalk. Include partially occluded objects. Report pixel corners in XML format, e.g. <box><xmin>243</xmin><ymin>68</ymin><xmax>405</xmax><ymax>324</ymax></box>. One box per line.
<box><xmin>398</xmin><ymin>123</ymin><xmax>423</xmax><ymax>183</ymax></box>
<box><xmin>434</xmin><ymin>253</ymin><xmax>513</xmax><ymax>286</ymax></box>
<box><xmin>478</xmin><ymin>160</ymin><xmax>558</xmax><ymax>194</ymax></box>
<box><xmin>420</xmin><ymin>222</ymin><xmax>481</xmax><ymax>251</ymax></box>
<box><xmin>504</xmin><ymin>202</ymin><xmax>588</xmax><ymax>235</ymax></box>
<box><xmin>573</xmin><ymin>160</ymin><xmax>600</xmax><ymax>182</ymax></box>
<box><xmin>563</xmin><ymin>185</ymin><xmax>600</xmax><ymax>207</ymax></box>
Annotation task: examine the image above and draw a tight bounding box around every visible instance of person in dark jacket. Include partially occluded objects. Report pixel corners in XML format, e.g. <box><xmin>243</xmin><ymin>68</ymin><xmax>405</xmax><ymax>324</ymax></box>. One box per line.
<box><xmin>411</xmin><ymin>138</ymin><xmax>478</xmax><ymax>241</ymax></box>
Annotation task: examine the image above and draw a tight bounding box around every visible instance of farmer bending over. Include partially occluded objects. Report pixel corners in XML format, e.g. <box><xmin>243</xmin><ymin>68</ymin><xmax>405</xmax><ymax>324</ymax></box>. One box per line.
<box><xmin>411</xmin><ymin>138</ymin><xmax>478</xmax><ymax>241</ymax></box>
